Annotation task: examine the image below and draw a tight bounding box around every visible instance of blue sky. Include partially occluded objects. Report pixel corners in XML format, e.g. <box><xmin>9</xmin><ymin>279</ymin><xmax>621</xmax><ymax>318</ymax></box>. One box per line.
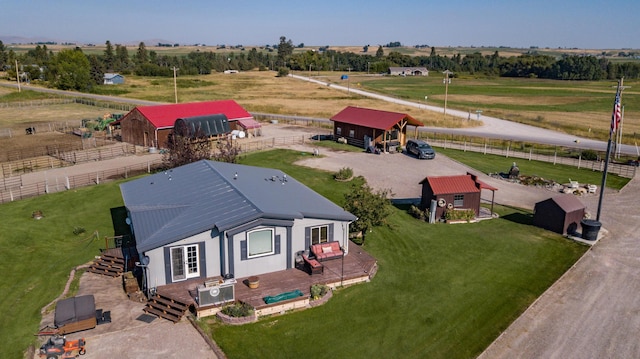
<box><xmin>1</xmin><ymin>0</ymin><xmax>638</xmax><ymax>49</ymax></box>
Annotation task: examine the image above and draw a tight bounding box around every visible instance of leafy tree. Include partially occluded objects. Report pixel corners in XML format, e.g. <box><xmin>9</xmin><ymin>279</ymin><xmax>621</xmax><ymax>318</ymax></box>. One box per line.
<box><xmin>0</xmin><ymin>40</ymin><xmax>7</xmax><ymax>69</ymax></box>
<box><xmin>212</xmin><ymin>137</ymin><xmax>241</xmax><ymax>163</ymax></box>
<box><xmin>135</xmin><ymin>42</ymin><xmax>148</xmax><ymax>65</ymax></box>
<box><xmin>277</xmin><ymin>36</ymin><xmax>294</xmax><ymax>67</ymax></box>
<box><xmin>343</xmin><ymin>183</ymin><xmax>393</xmax><ymax>242</ymax></box>
<box><xmin>375</xmin><ymin>45</ymin><xmax>384</xmax><ymax>58</ymax></box>
<box><xmin>46</xmin><ymin>48</ymin><xmax>91</xmax><ymax>90</ymax></box>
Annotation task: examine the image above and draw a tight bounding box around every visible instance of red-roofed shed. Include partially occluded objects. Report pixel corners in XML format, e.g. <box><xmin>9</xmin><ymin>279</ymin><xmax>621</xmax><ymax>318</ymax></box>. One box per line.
<box><xmin>117</xmin><ymin>100</ymin><xmax>256</xmax><ymax>148</ymax></box>
<box><xmin>419</xmin><ymin>173</ymin><xmax>498</xmax><ymax>220</ymax></box>
<box><xmin>330</xmin><ymin>106</ymin><xmax>423</xmax><ymax>149</ymax></box>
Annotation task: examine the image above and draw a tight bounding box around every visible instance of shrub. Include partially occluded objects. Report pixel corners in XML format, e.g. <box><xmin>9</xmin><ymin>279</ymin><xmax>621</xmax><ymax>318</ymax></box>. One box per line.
<box><xmin>444</xmin><ymin>209</ymin><xmax>476</xmax><ymax>222</ymax></box>
<box><xmin>581</xmin><ymin>149</ymin><xmax>598</xmax><ymax>161</ymax></box>
<box><xmin>334</xmin><ymin>167</ymin><xmax>353</xmax><ymax>181</ymax></box>
<box><xmin>310</xmin><ymin>284</ymin><xmax>329</xmax><ymax>300</ymax></box>
<box><xmin>73</xmin><ymin>226</ymin><xmax>86</xmax><ymax>235</ymax></box>
<box><xmin>408</xmin><ymin>205</ymin><xmax>428</xmax><ymax>221</ymax></box>
<box><xmin>221</xmin><ymin>302</ymin><xmax>254</xmax><ymax>318</ymax></box>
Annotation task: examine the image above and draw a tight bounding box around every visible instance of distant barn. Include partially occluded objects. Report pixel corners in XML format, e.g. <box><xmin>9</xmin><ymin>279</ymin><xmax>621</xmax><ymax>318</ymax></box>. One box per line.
<box><xmin>115</xmin><ymin>100</ymin><xmax>260</xmax><ymax>148</ymax></box>
<box><xmin>389</xmin><ymin>67</ymin><xmax>429</xmax><ymax>76</ymax></box>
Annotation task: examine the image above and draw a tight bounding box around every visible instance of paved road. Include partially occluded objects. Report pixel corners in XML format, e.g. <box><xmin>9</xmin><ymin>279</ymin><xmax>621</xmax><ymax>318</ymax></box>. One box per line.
<box><xmin>290</xmin><ymin>74</ymin><xmax>637</xmax><ymax>156</ymax></box>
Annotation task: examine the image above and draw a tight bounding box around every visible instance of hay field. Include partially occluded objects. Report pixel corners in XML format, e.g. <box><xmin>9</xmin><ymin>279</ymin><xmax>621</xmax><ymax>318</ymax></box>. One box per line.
<box><xmin>109</xmin><ymin>71</ymin><xmax>477</xmax><ymax>128</ymax></box>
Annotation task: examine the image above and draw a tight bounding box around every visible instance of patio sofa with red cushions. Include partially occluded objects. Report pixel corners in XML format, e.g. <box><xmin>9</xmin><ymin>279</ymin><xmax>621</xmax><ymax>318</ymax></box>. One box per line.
<box><xmin>310</xmin><ymin>242</ymin><xmax>343</xmax><ymax>261</ymax></box>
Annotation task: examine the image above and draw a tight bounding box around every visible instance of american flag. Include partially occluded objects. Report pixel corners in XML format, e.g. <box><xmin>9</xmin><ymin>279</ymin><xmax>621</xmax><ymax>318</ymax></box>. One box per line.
<box><xmin>611</xmin><ymin>93</ymin><xmax>622</xmax><ymax>134</ymax></box>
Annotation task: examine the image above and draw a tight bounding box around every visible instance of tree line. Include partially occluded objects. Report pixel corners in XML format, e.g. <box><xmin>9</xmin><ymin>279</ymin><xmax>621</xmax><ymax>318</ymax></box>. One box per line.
<box><xmin>1</xmin><ymin>37</ymin><xmax>639</xmax><ymax>92</ymax></box>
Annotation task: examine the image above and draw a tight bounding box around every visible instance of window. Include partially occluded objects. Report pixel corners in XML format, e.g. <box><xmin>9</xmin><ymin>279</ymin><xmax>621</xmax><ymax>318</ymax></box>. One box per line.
<box><xmin>349</xmin><ymin>129</ymin><xmax>355</xmax><ymax>138</ymax></box>
<box><xmin>336</xmin><ymin>127</ymin><xmax>342</xmax><ymax>135</ymax></box>
<box><xmin>247</xmin><ymin>228</ymin><xmax>274</xmax><ymax>258</ymax></box>
<box><xmin>454</xmin><ymin>194</ymin><xmax>464</xmax><ymax>207</ymax></box>
<box><xmin>311</xmin><ymin>225</ymin><xmax>329</xmax><ymax>245</ymax></box>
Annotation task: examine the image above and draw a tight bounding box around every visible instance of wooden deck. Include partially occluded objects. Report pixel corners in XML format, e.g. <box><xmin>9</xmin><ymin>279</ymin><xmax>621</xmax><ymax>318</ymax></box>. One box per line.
<box><xmin>155</xmin><ymin>243</ymin><xmax>378</xmax><ymax>318</ymax></box>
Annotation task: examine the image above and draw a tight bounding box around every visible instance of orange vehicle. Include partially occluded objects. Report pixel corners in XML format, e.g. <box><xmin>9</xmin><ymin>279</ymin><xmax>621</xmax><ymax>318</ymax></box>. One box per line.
<box><xmin>38</xmin><ymin>336</ymin><xmax>86</xmax><ymax>359</ymax></box>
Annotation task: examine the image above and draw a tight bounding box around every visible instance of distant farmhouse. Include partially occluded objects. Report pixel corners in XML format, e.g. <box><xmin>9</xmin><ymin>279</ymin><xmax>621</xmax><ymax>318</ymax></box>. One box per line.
<box><xmin>389</xmin><ymin>67</ymin><xmax>429</xmax><ymax>76</ymax></box>
<box><xmin>103</xmin><ymin>73</ymin><xmax>124</xmax><ymax>85</ymax></box>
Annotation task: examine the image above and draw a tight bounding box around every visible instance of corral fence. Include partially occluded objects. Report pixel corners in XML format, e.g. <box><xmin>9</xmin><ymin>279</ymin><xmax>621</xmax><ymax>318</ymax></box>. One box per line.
<box><xmin>0</xmin><ymin>120</ymin><xmax>83</xmax><ymax>139</ymax></box>
<box><xmin>1</xmin><ymin>143</ymin><xmax>138</xmax><ymax>179</ymax></box>
<box><xmin>421</xmin><ymin>132</ymin><xmax>637</xmax><ymax>178</ymax></box>
<box><xmin>237</xmin><ymin>134</ymin><xmax>328</xmax><ymax>153</ymax></box>
<box><xmin>0</xmin><ymin>158</ymin><xmax>164</xmax><ymax>204</ymax></box>
<box><xmin>251</xmin><ymin>112</ymin><xmax>332</xmax><ymax>129</ymax></box>
<box><xmin>0</xmin><ymin>97</ymin><xmax>135</xmax><ymax>112</ymax></box>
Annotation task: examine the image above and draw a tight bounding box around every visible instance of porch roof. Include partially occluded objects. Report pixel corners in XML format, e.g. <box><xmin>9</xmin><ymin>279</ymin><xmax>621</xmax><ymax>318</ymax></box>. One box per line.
<box><xmin>330</xmin><ymin>106</ymin><xmax>423</xmax><ymax>131</ymax></box>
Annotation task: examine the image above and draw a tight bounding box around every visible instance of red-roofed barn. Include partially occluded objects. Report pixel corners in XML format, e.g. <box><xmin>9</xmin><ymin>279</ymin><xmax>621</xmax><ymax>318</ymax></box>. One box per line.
<box><xmin>419</xmin><ymin>173</ymin><xmax>497</xmax><ymax>220</ymax></box>
<box><xmin>117</xmin><ymin>100</ymin><xmax>259</xmax><ymax>148</ymax></box>
<box><xmin>330</xmin><ymin>106</ymin><xmax>423</xmax><ymax>150</ymax></box>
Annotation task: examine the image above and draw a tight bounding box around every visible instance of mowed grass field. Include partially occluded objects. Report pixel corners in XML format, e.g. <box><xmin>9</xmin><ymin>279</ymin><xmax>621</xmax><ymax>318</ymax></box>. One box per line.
<box><xmin>0</xmin><ymin>147</ymin><xmax>588</xmax><ymax>359</ymax></box>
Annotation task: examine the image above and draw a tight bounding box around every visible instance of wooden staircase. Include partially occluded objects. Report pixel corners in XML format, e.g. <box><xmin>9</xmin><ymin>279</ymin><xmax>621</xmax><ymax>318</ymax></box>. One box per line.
<box><xmin>88</xmin><ymin>248</ymin><xmax>125</xmax><ymax>277</ymax></box>
<box><xmin>144</xmin><ymin>293</ymin><xmax>189</xmax><ymax>322</ymax></box>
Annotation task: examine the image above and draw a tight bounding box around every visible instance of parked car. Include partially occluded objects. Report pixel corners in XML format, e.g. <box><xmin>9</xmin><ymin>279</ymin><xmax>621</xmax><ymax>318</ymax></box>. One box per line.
<box><xmin>405</xmin><ymin>139</ymin><xmax>436</xmax><ymax>159</ymax></box>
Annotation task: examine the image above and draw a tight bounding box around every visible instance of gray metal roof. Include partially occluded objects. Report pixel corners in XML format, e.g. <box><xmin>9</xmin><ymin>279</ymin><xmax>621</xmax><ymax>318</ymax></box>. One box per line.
<box><xmin>120</xmin><ymin>160</ymin><xmax>356</xmax><ymax>252</ymax></box>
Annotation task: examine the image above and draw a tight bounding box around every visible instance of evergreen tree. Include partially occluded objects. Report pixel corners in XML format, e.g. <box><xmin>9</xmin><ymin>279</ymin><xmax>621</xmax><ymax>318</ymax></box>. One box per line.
<box><xmin>104</xmin><ymin>40</ymin><xmax>115</xmax><ymax>71</ymax></box>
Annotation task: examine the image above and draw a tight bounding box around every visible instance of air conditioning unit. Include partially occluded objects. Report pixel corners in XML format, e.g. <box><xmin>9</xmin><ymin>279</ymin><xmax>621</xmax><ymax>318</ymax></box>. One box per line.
<box><xmin>197</xmin><ymin>282</ymin><xmax>235</xmax><ymax>306</ymax></box>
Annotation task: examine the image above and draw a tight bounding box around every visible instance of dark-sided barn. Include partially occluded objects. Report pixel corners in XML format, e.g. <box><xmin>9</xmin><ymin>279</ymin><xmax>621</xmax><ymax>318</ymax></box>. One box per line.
<box><xmin>330</xmin><ymin>106</ymin><xmax>423</xmax><ymax>150</ymax></box>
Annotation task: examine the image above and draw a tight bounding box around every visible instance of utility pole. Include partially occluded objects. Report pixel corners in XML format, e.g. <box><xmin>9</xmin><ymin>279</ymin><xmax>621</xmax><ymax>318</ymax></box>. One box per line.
<box><xmin>15</xmin><ymin>60</ymin><xmax>21</xmax><ymax>92</ymax></box>
<box><xmin>442</xmin><ymin>70</ymin><xmax>453</xmax><ymax>119</ymax></box>
<box><xmin>172</xmin><ymin>67</ymin><xmax>179</xmax><ymax>103</ymax></box>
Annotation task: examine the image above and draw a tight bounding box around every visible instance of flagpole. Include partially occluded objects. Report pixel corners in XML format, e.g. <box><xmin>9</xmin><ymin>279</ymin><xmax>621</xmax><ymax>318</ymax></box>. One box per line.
<box><xmin>596</xmin><ymin>78</ymin><xmax>623</xmax><ymax>221</ymax></box>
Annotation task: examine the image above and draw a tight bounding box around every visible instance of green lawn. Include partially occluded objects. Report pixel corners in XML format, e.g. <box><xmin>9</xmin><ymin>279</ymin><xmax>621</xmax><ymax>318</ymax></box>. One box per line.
<box><xmin>205</xmin><ymin>150</ymin><xmax>587</xmax><ymax>359</ymax></box>
<box><xmin>0</xmin><ymin>149</ymin><xmax>588</xmax><ymax>358</ymax></box>
<box><xmin>435</xmin><ymin>147</ymin><xmax>630</xmax><ymax>190</ymax></box>
<box><xmin>0</xmin><ymin>183</ymin><xmax>125</xmax><ymax>358</ymax></box>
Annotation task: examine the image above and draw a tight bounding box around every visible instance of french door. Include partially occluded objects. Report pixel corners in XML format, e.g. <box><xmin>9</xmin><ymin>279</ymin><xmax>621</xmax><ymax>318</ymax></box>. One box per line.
<box><xmin>171</xmin><ymin>244</ymin><xmax>199</xmax><ymax>282</ymax></box>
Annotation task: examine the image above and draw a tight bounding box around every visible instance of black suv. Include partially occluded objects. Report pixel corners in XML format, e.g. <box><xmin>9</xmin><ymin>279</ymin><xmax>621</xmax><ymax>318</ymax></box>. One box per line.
<box><xmin>405</xmin><ymin>139</ymin><xmax>436</xmax><ymax>159</ymax></box>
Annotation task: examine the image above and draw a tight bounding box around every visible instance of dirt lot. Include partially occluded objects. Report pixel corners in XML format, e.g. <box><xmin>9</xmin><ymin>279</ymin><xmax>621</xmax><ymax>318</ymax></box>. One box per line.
<box><xmin>36</xmin><ymin>273</ymin><xmax>218</xmax><ymax>359</ymax></box>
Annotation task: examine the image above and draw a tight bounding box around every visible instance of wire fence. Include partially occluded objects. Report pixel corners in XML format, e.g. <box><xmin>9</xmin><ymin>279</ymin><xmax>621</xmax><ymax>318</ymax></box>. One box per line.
<box><xmin>423</xmin><ymin>135</ymin><xmax>636</xmax><ymax>178</ymax></box>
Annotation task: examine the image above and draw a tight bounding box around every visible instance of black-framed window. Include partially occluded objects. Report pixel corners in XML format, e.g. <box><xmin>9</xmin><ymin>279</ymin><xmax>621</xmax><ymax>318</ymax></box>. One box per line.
<box><xmin>336</xmin><ymin>127</ymin><xmax>342</xmax><ymax>135</ymax></box>
<box><xmin>311</xmin><ymin>225</ymin><xmax>329</xmax><ymax>245</ymax></box>
<box><xmin>454</xmin><ymin>194</ymin><xmax>464</xmax><ymax>207</ymax></box>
